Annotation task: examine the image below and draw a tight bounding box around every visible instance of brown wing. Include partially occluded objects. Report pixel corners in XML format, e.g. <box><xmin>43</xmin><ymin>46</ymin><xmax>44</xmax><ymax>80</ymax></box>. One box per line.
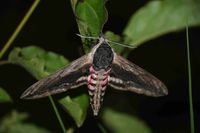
<box><xmin>109</xmin><ymin>54</ymin><xmax>168</xmax><ymax>97</ymax></box>
<box><xmin>21</xmin><ymin>54</ymin><xmax>91</xmax><ymax>99</ymax></box>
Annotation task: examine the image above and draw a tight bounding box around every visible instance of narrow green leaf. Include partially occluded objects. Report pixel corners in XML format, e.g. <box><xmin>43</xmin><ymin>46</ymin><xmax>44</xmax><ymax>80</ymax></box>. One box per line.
<box><xmin>59</xmin><ymin>93</ymin><xmax>89</xmax><ymax>127</ymax></box>
<box><xmin>0</xmin><ymin>110</ymin><xmax>51</xmax><ymax>133</ymax></box>
<box><xmin>48</xmin><ymin>96</ymin><xmax>66</xmax><ymax>133</ymax></box>
<box><xmin>8</xmin><ymin>46</ymin><xmax>69</xmax><ymax>80</ymax></box>
<box><xmin>186</xmin><ymin>26</ymin><xmax>195</xmax><ymax>133</ymax></box>
<box><xmin>101</xmin><ymin>108</ymin><xmax>151</xmax><ymax>133</ymax></box>
<box><xmin>0</xmin><ymin>87</ymin><xmax>12</xmax><ymax>103</ymax></box>
<box><xmin>0</xmin><ymin>0</ymin><xmax>40</xmax><ymax>59</ymax></box>
<box><xmin>123</xmin><ymin>0</ymin><xmax>200</xmax><ymax>47</ymax></box>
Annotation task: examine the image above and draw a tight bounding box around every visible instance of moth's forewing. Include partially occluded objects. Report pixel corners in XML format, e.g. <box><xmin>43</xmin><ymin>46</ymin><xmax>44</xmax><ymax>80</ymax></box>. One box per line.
<box><xmin>109</xmin><ymin>54</ymin><xmax>168</xmax><ymax>97</ymax></box>
<box><xmin>21</xmin><ymin>55</ymin><xmax>91</xmax><ymax>99</ymax></box>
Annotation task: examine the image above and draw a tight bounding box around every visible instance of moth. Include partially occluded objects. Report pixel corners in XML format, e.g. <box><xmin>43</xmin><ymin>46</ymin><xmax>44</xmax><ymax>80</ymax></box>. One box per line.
<box><xmin>21</xmin><ymin>35</ymin><xmax>168</xmax><ymax>116</ymax></box>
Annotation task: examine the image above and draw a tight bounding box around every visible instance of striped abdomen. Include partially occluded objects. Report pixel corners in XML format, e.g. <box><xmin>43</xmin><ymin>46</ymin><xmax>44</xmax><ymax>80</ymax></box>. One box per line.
<box><xmin>87</xmin><ymin>66</ymin><xmax>110</xmax><ymax>115</ymax></box>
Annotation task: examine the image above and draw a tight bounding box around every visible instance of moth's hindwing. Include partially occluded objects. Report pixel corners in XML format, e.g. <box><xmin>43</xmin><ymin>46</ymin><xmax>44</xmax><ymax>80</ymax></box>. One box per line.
<box><xmin>21</xmin><ymin>55</ymin><xmax>91</xmax><ymax>99</ymax></box>
<box><xmin>109</xmin><ymin>54</ymin><xmax>168</xmax><ymax>97</ymax></box>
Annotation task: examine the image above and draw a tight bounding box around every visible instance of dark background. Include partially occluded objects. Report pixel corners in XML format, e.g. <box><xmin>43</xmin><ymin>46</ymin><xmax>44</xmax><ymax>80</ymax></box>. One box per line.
<box><xmin>0</xmin><ymin>0</ymin><xmax>199</xmax><ymax>133</ymax></box>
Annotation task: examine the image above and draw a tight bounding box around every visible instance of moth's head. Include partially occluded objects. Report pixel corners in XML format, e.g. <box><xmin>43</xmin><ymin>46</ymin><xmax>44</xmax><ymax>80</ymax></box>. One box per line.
<box><xmin>76</xmin><ymin>34</ymin><xmax>115</xmax><ymax>70</ymax></box>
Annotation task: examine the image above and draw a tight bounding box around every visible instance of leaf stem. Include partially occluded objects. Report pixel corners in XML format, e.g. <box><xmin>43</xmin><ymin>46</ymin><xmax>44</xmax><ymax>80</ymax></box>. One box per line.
<box><xmin>186</xmin><ymin>26</ymin><xmax>195</xmax><ymax>133</ymax></box>
<box><xmin>0</xmin><ymin>0</ymin><xmax>40</xmax><ymax>59</ymax></box>
<box><xmin>49</xmin><ymin>95</ymin><xmax>66</xmax><ymax>133</ymax></box>
<box><xmin>98</xmin><ymin>122</ymin><xmax>108</xmax><ymax>133</ymax></box>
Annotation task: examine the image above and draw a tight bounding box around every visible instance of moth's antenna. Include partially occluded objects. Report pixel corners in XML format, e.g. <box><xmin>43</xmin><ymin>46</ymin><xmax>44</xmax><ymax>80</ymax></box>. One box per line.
<box><xmin>76</xmin><ymin>33</ymin><xmax>136</xmax><ymax>49</ymax></box>
<box><xmin>107</xmin><ymin>40</ymin><xmax>137</xmax><ymax>49</ymax></box>
<box><xmin>76</xmin><ymin>34</ymin><xmax>99</xmax><ymax>40</ymax></box>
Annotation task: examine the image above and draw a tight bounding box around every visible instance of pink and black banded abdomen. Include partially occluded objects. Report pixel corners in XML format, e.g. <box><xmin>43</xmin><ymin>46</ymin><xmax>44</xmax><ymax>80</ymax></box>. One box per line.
<box><xmin>87</xmin><ymin>66</ymin><xmax>111</xmax><ymax>115</ymax></box>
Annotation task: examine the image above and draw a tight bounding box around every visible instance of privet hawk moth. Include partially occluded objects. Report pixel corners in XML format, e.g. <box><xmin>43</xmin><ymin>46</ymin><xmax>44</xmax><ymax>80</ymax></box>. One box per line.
<box><xmin>21</xmin><ymin>36</ymin><xmax>168</xmax><ymax>116</ymax></box>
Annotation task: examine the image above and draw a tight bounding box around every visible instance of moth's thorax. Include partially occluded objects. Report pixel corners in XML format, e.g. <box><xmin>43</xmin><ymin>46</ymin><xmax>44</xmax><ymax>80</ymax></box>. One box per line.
<box><xmin>87</xmin><ymin>66</ymin><xmax>111</xmax><ymax>115</ymax></box>
<box><xmin>92</xmin><ymin>38</ymin><xmax>114</xmax><ymax>71</ymax></box>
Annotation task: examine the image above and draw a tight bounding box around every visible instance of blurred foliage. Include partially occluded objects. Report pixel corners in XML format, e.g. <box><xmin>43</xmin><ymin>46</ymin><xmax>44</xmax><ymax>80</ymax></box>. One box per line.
<box><xmin>0</xmin><ymin>111</ymin><xmax>51</xmax><ymax>133</ymax></box>
<box><xmin>123</xmin><ymin>0</ymin><xmax>200</xmax><ymax>46</ymax></box>
<box><xmin>0</xmin><ymin>87</ymin><xmax>12</xmax><ymax>103</ymax></box>
<box><xmin>101</xmin><ymin>108</ymin><xmax>151</xmax><ymax>133</ymax></box>
<box><xmin>59</xmin><ymin>94</ymin><xmax>89</xmax><ymax>127</ymax></box>
<box><xmin>8</xmin><ymin>46</ymin><xmax>69</xmax><ymax>80</ymax></box>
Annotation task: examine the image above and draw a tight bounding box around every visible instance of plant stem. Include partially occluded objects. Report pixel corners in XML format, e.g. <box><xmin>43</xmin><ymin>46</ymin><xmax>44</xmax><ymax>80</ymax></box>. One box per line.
<box><xmin>186</xmin><ymin>26</ymin><xmax>195</xmax><ymax>133</ymax></box>
<box><xmin>0</xmin><ymin>0</ymin><xmax>40</xmax><ymax>59</ymax></box>
<box><xmin>49</xmin><ymin>95</ymin><xmax>66</xmax><ymax>133</ymax></box>
<box><xmin>98</xmin><ymin>122</ymin><xmax>108</xmax><ymax>133</ymax></box>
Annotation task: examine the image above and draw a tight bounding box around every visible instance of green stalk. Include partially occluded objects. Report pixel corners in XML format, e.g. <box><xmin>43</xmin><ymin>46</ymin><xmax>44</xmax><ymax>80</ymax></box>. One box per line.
<box><xmin>186</xmin><ymin>26</ymin><xmax>195</xmax><ymax>133</ymax></box>
<box><xmin>49</xmin><ymin>95</ymin><xmax>66</xmax><ymax>133</ymax></box>
<box><xmin>0</xmin><ymin>0</ymin><xmax>40</xmax><ymax>59</ymax></box>
<box><xmin>98</xmin><ymin>122</ymin><xmax>108</xmax><ymax>133</ymax></box>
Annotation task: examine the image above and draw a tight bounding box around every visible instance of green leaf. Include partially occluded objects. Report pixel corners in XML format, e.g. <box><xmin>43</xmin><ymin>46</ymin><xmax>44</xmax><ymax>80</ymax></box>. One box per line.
<box><xmin>123</xmin><ymin>0</ymin><xmax>200</xmax><ymax>47</ymax></box>
<box><xmin>104</xmin><ymin>31</ymin><xmax>123</xmax><ymax>53</ymax></box>
<box><xmin>101</xmin><ymin>108</ymin><xmax>151</xmax><ymax>133</ymax></box>
<box><xmin>104</xmin><ymin>31</ymin><xmax>132</xmax><ymax>57</ymax></box>
<box><xmin>0</xmin><ymin>87</ymin><xmax>12</xmax><ymax>103</ymax></box>
<box><xmin>71</xmin><ymin>0</ymin><xmax>107</xmax><ymax>36</ymax></box>
<box><xmin>71</xmin><ymin>0</ymin><xmax>108</xmax><ymax>52</ymax></box>
<box><xmin>0</xmin><ymin>110</ymin><xmax>51</xmax><ymax>133</ymax></box>
<box><xmin>59</xmin><ymin>93</ymin><xmax>89</xmax><ymax>127</ymax></box>
<box><xmin>8</xmin><ymin>46</ymin><xmax>90</xmax><ymax>126</ymax></box>
<box><xmin>8</xmin><ymin>46</ymin><xmax>69</xmax><ymax>80</ymax></box>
